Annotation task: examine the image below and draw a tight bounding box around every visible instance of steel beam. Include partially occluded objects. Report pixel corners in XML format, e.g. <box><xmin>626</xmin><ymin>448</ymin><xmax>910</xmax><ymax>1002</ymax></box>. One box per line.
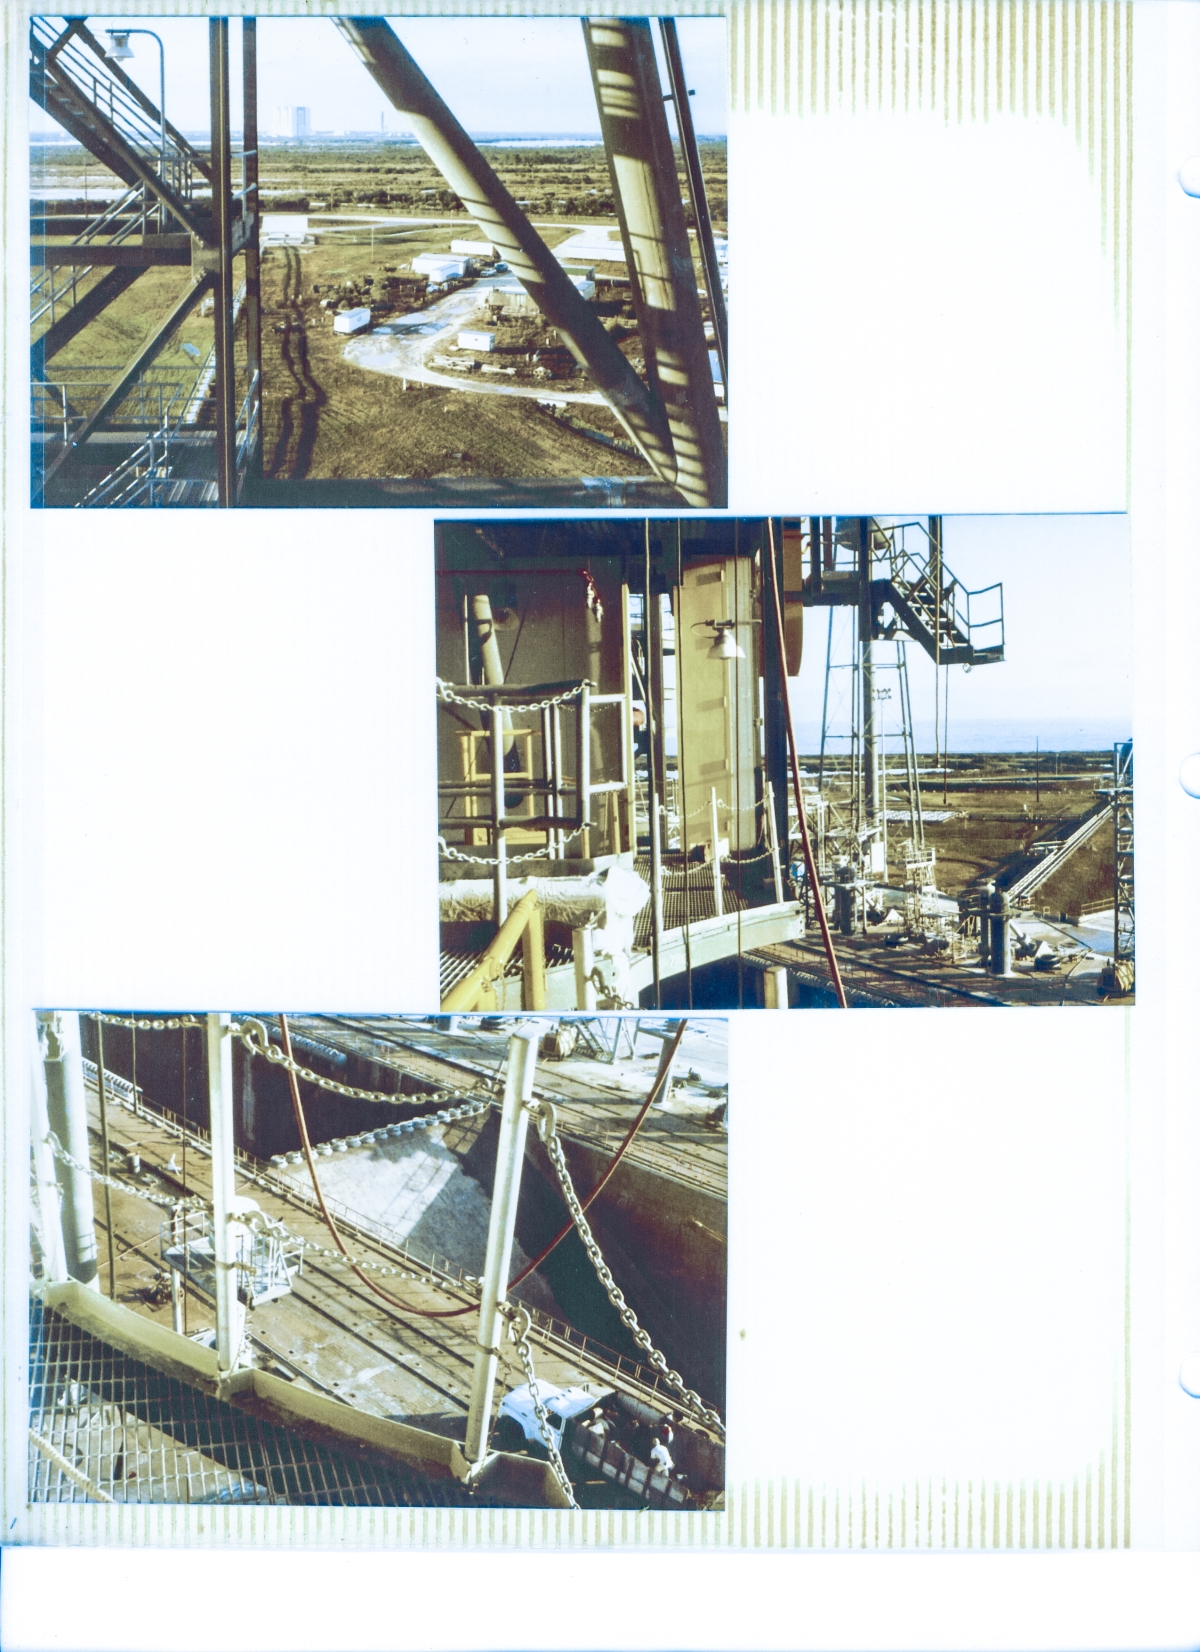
<box><xmin>658</xmin><ymin>19</ymin><xmax>728</xmax><ymax>390</ymax></box>
<box><xmin>332</xmin><ymin>17</ymin><xmax>679</xmax><ymax>491</ymax></box>
<box><xmin>32</xmin><ymin>237</ymin><xmax>192</xmax><ymax>269</ymax></box>
<box><xmin>32</xmin><ymin>265</ymin><xmax>142</xmax><ymax>378</ymax></box>
<box><xmin>209</xmin><ymin>19</ymin><xmax>237</xmax><ymax>507</ymax></box>
<box><xmin>626</xmin><ymin>902</ymin><xmax>805</xmax><ymax>992</ymax></box>
<box><xmin>38</xmin><ymin>273</ymin><xmax>213</xmax><ymax>496</ymax></box>
<box><xmin>583</xmin><ymin>19</ymin><xmax>726</xmax><ymax>509</ymax></box>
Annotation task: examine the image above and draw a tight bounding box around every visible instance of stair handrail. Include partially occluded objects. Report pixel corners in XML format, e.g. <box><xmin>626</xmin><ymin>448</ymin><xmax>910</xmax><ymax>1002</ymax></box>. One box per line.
<box><xmin>33</xmin><ymin>18</ymin><xmax>205</xmax><ymax>184</ymax></box>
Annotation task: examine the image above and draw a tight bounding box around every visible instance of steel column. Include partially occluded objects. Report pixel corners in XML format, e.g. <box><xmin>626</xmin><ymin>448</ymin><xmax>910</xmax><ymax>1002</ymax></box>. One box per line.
<box><xmin>209</xmin><ymin>19</ymin><xmax>237</xmax><ymax>507</ymax></box>
<box><xmin>583</xmin><ymin>18</ymin><xmax>726</xmax><ymax>509</ymax></box>
<box><xmin>859</xmin><ymin>519</ymin><xmax>884</xmax><ymax>877</ymax></box>
<box><xmin>333</xmin><ymin>18</ymin><xmax>677</xmax><ymax>489</ymax></box>
<box><xmin>241</xmin><ymin>18</ymin><xmax>263</xmax><ymax>484</ymax></box>
<box><xmin>464</xmin><ymin>1025</ymin><xmax>538</xmax><ymax>1463</ymax></box>
<box><xmin>760</xmin><ymin>520</ymin><xmax>791</xmax><ymax>859</ymax></box>
<box><xmin>659</xmin><ymin>18</ymin><xmax>728</xmax><ymax>390</ymax></box>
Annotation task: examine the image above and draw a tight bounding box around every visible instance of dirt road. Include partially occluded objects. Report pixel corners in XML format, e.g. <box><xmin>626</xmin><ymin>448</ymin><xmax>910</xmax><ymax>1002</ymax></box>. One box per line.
<box><xmin>343</xmin><ymin>279</ymin><xmax>606</xmax><ymax>405</ymax></box>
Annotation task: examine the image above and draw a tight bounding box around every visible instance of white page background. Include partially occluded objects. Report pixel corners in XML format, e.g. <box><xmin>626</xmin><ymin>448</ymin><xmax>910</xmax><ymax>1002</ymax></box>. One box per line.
<box><xmin>4</xmin><ymin>0</ymin><xmax>1200</xmax><ymax>1646</ymax></box>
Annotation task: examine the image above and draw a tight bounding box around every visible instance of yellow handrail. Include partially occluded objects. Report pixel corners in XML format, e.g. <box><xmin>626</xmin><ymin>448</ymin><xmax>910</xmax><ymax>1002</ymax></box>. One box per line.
<box><xmin>441</xmin><ymin>889</ymin><xmax>546</xmax><ymax>1013</ymax></box>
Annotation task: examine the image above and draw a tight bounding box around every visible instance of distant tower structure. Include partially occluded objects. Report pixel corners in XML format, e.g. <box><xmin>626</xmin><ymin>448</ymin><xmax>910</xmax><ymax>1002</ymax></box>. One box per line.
<box><xmin>1100</xmin><ymin>739</ymin><xmax>1134</xmax><ymax>995</ymax></box>
<box><xmin>275</xmin><ymin>105</ymin><xmax>311</xmax><ymax>139</ymax></box>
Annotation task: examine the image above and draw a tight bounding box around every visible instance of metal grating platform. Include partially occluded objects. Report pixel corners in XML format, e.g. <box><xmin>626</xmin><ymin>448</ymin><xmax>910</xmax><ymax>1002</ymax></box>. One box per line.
<box><xmin>27</xmin><ymin>1297</ymin><xmax>477</xmax><ymax>1508</ymax></box>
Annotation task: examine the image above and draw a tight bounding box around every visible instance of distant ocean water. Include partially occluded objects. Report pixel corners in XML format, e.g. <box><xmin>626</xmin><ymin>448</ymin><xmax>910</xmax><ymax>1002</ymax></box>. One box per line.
<box><xmin>792</xmin><ymin>717</ymin><xmax>1131</xmax><ymax>756</ymax></box>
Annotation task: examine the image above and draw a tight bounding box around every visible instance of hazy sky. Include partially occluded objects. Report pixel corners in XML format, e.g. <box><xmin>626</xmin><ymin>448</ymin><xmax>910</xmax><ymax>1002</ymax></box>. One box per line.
<box><xmin>791</xmin><ymin>514</ymin><xmax>1133</xmax><ymax>746</ymax></box>
<box><xmin>31</xmin><ymin>16</ymin><xmax>728</xmax><ymax>138</ymax></box>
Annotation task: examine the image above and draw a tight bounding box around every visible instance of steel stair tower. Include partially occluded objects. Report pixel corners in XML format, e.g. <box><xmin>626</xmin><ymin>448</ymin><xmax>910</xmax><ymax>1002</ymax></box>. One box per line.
<box><xmin>785</xmin><ymin>516</ymin><xmax>1004</xmax><ymax>880</ymax></box>
<box><xmin>30</xmin><ymin>16</ymin><xmax>262</xmax><ymax>507</ymax></box>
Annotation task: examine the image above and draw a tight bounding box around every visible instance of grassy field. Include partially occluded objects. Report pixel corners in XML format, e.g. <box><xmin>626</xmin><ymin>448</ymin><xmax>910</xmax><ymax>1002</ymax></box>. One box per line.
<box><xmin>34</xmin><ymin>139</ymin><xmax>727</xmax><ymax>494</ymax></box>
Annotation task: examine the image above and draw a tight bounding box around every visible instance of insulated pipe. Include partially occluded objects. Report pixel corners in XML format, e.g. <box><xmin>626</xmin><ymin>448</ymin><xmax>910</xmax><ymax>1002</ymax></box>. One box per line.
<box><xmin>39</xmin><ymin>1012</ymin><xmax>99</xmax><ymax>1289</ymax></box>
<box><xmin>332</xmin><ymin>18</ymin><xmax>678</xmax><ymax>489</ymax></box>
<box><xmin>206</xmin><ymin>1012</ymin><xmax>242</xmax><ymax>1377</ymax></box>
<box><xmin>583</xmin><ymin>18</ymin><xmax>726</xmax><ymax>509</ymax></box>
<box><xmin>30</xmin><ymin>1020</ymin><xmax>68</xmax><ymax>1284</ymax></box>
<box><xmin>465</xmin><ymin>1024</ymin><xmax>539</xmax><ymax>1463</ymax></box>
<box><xmin>472</xmin><ymin>593</ymin><xmax>506</xmax><ymax>691</ymax></box>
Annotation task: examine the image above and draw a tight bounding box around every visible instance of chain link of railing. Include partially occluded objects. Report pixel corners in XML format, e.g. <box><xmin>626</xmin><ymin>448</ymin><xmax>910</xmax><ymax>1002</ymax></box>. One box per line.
<box><xmin>500</xmin><ymin>1303</ymin><xmax>578</xmax><ymax>1508</ymax></box>
<box><xmin>436</xmin><ymin>678</ymin><xmax>583</xmax><ymax>715</ymax></box>
<box><xmin>437</xmin><ymin>827</ymin><xmax>585</xmax><ymax>868</ymax></box>
<box><xmin>532</xmin><ymin>1101</ymin><xmax>723</xmax><ymax>1434</ymax></box>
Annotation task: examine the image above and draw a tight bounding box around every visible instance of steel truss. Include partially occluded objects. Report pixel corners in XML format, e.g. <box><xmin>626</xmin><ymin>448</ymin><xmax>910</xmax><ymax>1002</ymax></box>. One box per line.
<box><xmin>34</xmin><ymin>14</ymin><xmax>722</xmax><ymax>509</ymax></box>
<box><xmin>30</xmin><ymin>16</ymin><xmax>262</xmax><ymax>507</ymax></box>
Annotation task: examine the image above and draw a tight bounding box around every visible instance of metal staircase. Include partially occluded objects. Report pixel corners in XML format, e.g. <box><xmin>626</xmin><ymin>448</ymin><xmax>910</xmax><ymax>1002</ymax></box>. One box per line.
<box><xmin>793</xmin><ymin>517</ymin><xmax>1005</xmax><ymax>667</ymax></box>
<box><xmin>30</xmin><ymin>17</ymin><xmax>210</xmax><ymax>239</ymax></box>
<box><xmin>29</xmin><ymin>16</ymin><xmax>263</xmax><ymax>508</ymax></box>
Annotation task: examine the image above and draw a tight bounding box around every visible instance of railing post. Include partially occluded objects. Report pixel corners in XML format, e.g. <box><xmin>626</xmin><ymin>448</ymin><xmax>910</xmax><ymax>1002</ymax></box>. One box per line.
<box><xmin>577</xmin><ymin>680</ymin><xmax>592</xmax><ymax>860</ymax></box>
<box><xmin>521</xmin><ymin>899</ymin><xmax>547</xmax><ymax>1012</ymax></box>
<box><xmin>541</xmin><ymin>704</ymin><xmax>557</xmax><ymax>858</ymax></box>
<box><xmin>573</xmin><ymin>923</ymin><xmax>597</xmax><ymax>1010</ymax></box>
<box><xmin>465</xmin><ymin>1025</ymin><xmax>538</xmax><ymax>1463</ymax></box>
<box><xmin>206</xmin><ymin>1012</ymin><xmax>243</xmax><ymax>1377</ymax></box>
<box><xmin>491</xmin><ymin>700</ymin><xmax>508</xmax><ymax>927</ymax></box>
<box><xmin>169</xmin><ymin>1205</ymin><xmax>184</xmax><ymax>1333</ymax></box>
<box><xmin>764</xmin><ymin>778</ymin><xmax>785</xmax><ymax>904</ymax></box>
<box><xmin>709</xmin><ymin>787</ymin><xmax>724</xmax><ymax>918</ymax></box>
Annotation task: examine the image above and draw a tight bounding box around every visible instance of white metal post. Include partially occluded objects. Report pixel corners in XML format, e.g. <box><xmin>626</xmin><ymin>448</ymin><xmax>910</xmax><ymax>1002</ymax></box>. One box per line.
<box><xmin>206</xmin><ymin>1012</ymin><xmax>242</xmax><ymax>1376</ymax></box>
<box><xmin>763</xmin><ymin>966</ymin><xmax>790</xmax><ymax>1009</ymax></box>
<box><xmin>465</xmin><ymin>1025</ymin><xmax>539</xmax><ymax>1463</ymax></box>
<box><xmin>491</xmin><ymin>702</ymin><xmax>508</xmax><ymax>927</ymax></box>
<box><xmin>30</xmin><ymin>1018</ymin><xmax>68</xmax><ymax>1284</ymax></box>
<box><xmin>39</xmin><ymin>1012</ymin><xmax>99</xmax><ymax>1289</ymax></box>
<box><xmin>709</xmin><ymin>787</ymin><xmax>723</xmax><ymax>917</ymax></box>
<box><xmin>169</xmin><ymin>1205</ymin><xmax>184</xmax><ymax>1333</ymax></box>
<box><xmin>764</xmin><ymin>778</ymin><xmax>785</xmax><ymax>904</ymax></box>
<box><xmin>572</xmin><ymin>924</ymin><xmax>598</xmax><ymax>1010</ymax></box>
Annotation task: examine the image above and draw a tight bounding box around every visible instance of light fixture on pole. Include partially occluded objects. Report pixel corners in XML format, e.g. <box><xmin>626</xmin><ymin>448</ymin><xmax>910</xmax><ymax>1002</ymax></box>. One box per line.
<box><xmin>694</xmin><ymin>619</ymin><xmax>746</xmax><ymax>661</ymax></box>
<box><xmin>105</xmin><ymin>27</ymin><xmax>167</xmax><ymax>195</ymax></box>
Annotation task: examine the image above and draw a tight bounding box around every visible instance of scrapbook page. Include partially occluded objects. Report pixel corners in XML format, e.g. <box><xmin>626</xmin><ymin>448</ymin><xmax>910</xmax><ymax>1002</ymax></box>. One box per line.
<box><xmin>4</xmin><ymin>1</ymin><xmax>1198</xmax><ymax>1646</ymax></box>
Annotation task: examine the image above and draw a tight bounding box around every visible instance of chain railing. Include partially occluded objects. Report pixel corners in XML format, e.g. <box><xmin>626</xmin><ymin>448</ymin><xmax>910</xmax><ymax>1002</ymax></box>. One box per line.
<box><xmin>532</xmin><ymin>1100</ymin><xmax>723</xmax><ymax>1434</ymax></box>
<box><xmin>436</xmin><ymin>678</ymin><xmax>583</xmax><ymax>715</ymax></box>
<box><xmin>437</xmin><ymin>827</ymin><xmax>585</xmax><ymax>869</ymax></box>
<box><xmin>62</xmin><ymin>1014</ymin><xmax>705</xmax><ymax>1408</ymax></box>
<box><xmin>500</xmin><ymin>1304</ymin><xmax>578</xmax><ymax>1508</ymax></box>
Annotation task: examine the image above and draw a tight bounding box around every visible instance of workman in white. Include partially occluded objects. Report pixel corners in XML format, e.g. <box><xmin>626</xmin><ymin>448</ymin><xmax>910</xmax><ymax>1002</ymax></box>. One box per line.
<box><xmin>649</xmin><ymin>1434</ymin><xmax>674</xmax><ymax>1477</ymax></box>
